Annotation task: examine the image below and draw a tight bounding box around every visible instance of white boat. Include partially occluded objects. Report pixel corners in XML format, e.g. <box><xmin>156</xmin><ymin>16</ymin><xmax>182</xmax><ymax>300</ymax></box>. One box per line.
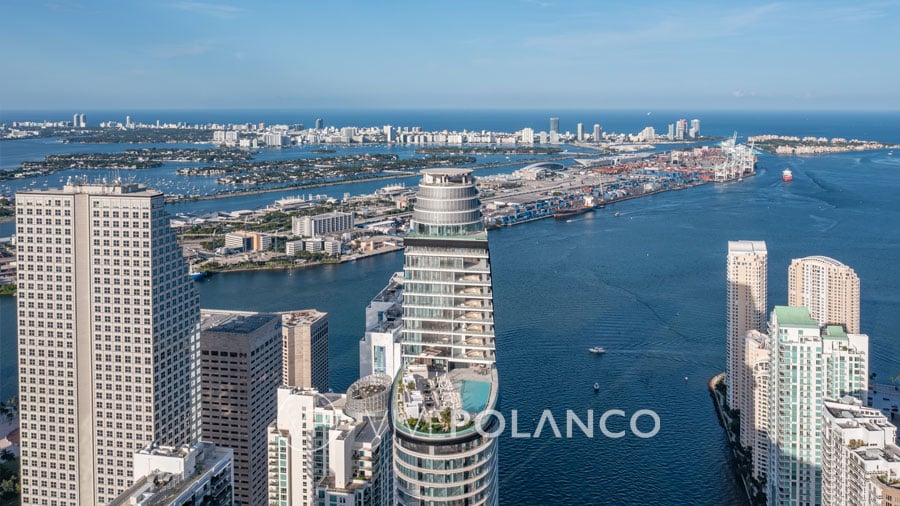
<box><xmin>589</xmin><ymin>346</ymin><xmax>606</xmax><ymax>354</ymax></box>
<box><xmin>593</xmin><ymin>382</ymin><xmax>600</xmax><ymax>392</ymax></box>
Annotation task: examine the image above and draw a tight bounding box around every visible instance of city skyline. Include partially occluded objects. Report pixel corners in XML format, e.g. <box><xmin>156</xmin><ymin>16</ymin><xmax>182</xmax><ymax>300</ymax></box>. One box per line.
<box><xmin>2</xmin><ymin>1</ymin><xmax>900</xmax><ymax>111</ymax></box>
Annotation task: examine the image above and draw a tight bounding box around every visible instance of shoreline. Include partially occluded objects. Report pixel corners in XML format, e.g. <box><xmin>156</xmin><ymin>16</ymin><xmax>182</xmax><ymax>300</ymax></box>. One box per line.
<box><xmin>709</xmin><ymin>373</ymin><xmax>761</xmax><ymax>505</ymax></box>
<box><xmin>199</xmin><ymin>244</ymin><xmax>403</xmax><ymax>275</ymax></box>
<box><xmin>165</xmin><ymin>155</ymin><xmax>575</xmax><ymax>204</ymax></box>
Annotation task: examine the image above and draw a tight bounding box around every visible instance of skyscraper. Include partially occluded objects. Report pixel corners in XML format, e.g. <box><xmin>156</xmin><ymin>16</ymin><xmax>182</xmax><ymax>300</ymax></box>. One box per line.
<box><xmin>726</xmin><ymin>240</ymin><xmax>767</xmax><ymax>409</ymax></box>
<box><xmin>15</xmin><ymin>181</ymin><xmax>200</xmax><ymax>504</ymax></box>
<box><xmin>200</xmin><ymin>309</ymin><xmax>283</xmax><ymax>506</ymax></box>
<box><xmin>690</xmin><ymin>118</ymin><xmax>701</xmax><ymax>138</ymax></box>
<box><xmin>315</xmin><ymin>118</ymin><xmax>324</xmax><ymax>130</ymax></box>
<box><xmin>549</xmin><ymin>116</ymin><xmax>559</xmax><ymax>134</ymax></box>
<box><xmin>593</xmin><ymin>124</ymin><xmax>602</xmax><ymax>142</ymax></box>
<box><xmin>282</xmin><ymin>309</ymin><xmax>329</xmax><ymax>391</ymax></box>
<box><xmin>766</xmin><ymin>306</ymin><xmax>869</xmax><ymax>506</ymax></box>
<box><xmin>675</xmin><ymin>118</ymin><xmax>687</xmax><ymax>140</ymax></box>
<box><xmin>576</xmin><ymin>122</ymin><xmax>584</xmax><ymax>142</ymax></box>
<box><xmin>392</xmin><ymin>169</ymin><xmax>500</xmax><ymax>505</ymax></box>
<box><xmin>788</xmin><ymin>256</ymin><xmax>860</xmax><ymax>333</ymax></box>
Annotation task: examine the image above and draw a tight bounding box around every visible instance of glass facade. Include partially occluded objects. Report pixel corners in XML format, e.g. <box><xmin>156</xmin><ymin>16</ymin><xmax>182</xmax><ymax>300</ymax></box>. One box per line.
<box><xmin>393</xmin><ymin>170</ymin><xmax>500</xmax><ymax>506</ymax></box>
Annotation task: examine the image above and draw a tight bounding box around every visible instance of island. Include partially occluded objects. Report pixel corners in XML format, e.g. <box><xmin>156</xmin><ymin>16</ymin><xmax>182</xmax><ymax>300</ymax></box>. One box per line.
<box><xmin>749</xmin><ymin>134</ymin><xmax>899</xmax><ymax>155</ymax></box>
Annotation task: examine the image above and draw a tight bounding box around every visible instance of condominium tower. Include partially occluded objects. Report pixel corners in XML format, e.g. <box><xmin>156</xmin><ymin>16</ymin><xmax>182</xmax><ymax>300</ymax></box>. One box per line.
<box><xmin>766</xmin><ymin>306</ymin><xmax>869</xmax><ymax>506</ymax></box>
<box><xmin>788</xmin><ymin>256</ymin><xmax>860</xmax><ymax>333</ymax></box>
<box><xmin>739</xmin><ymin>329</ymin><xmax>770</xmax><ymax>480</ymax></box>
<box><xmin>15</xmin><ymin>181</ymin><xmax>200</xmax><ymax>505</ymax></box>
<box><xmin>392</xmin><ymin>169</ymin><xmax>500</xmax><ymax>505</ymax></box>
<box><xmin>822</xmin><ymin>398</ymin><xmax>900</xmax><ymax>506</ymax></box>
<box><xmin>726</xmin><ymin>240</ymin><xmax>767</xmax><ymax>409</ymax></box>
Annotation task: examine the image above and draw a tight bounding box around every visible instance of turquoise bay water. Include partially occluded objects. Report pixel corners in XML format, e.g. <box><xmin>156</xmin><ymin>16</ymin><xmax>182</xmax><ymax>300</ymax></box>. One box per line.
<box><xmin>2</xmin><ymin>111</ymin><xmax>900</xmax><ymax>503</ymax></box>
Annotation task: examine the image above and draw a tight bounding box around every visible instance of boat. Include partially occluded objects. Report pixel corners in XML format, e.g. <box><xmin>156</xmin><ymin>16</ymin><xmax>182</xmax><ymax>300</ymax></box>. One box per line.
<box><xmin>588</xmin><ymin>346</ymin><xmax>606</xmax><ymax>354</ymax></box>
<box><xmin>552</xmin><ymin>195</ymin><xmax>597</xmax><ymax>219</ymax></box>
<box><xmin>782</xmin><ymin>169</ymin><xmax>793</xmax><ymax>182</ymax></box>
<box><xmin>593</xmin><ymin>383</ymin><xmax>600</xmax><ymax>392</ymax></box>
<box><xmin>614</xmin><ymin>212</ymin><xmax>622</xmax><ymax>217</ymax></box>
<box><xmin>189</xmin><ymin>266</ymin><xmax>207</xmax><ymax>280</ymax></box>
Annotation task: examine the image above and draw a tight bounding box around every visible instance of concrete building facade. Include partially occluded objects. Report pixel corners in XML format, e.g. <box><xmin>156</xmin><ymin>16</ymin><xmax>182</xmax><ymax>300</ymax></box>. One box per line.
<box><xmin>15</xmin><ymin>182</ymin><xmax>200</xmax><ymax>505</ymax></box>
<box><xmin>739</xmin><ymin>329</ymin><xmax>771</xmax><ymax>480</ymax></box>
<box><xmin>822</xmin><ymin>398</ymin><xmax>900</xmax><ymax>506</ymax></box>
<box><xmin>292</xmin><ymin>212</ymin><xmax>354</xmax><ymax>238</ymax></box>
<box><xmin>282</xmin><ymin>310</ymin><xmax>329</xmax><ymax>392</ymax></box>
<box><xmin>200</xmin><ymin>310</ymin><xmax>283</xmax><ymax>506</ymax></box>
<box><xmin>788</xmin><ymin>255</ymin><xmax>860</xmax><ymax>334</ymax></box>
<box><xmin>726</xmin><ymin>240</ymin><xmax>768</xmax><ymax>409</ymax></box>
<box><xmin>359</xmin><ymin>272</ymin><xmax>404</xmax><ymax>379</ymax></box>
<box><xmin>110</xmin><ymin>442</ymin><xmax>234</xmax><ymax>506</ymax></box>
<box><xmin>266</xmin><ymin>375</ymin><xmax>393</xmax><ymax>506</ymax></box>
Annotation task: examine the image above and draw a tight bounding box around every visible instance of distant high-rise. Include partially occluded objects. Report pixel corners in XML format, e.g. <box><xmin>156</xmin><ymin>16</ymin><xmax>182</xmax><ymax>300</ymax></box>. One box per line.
<box><xmin>384</xmin><ymin>124</ymin><xmax>394</xmax><ymax>143</ymax></box>
<box><xmin>200</xmin><ymin>309</ymin><xmax>283</xmax><ymax>506</ymax></box>
<box><xmin>766</xmin><ymin>306</ymin><xmax>869</xmax><ymax>506</ymax></box>
<box><xmin>315</xmin><ymin>118</ymin><xmax>324</xmax><ymax>130</ymax></box>
<box><xmin>125</xmin><ymin>115</ymin><xmax>132</xmax><ymax>129</ymax></box>
<box><xmin>726</xmin><ymin>240</ymin><xmax>767</xmax><ymax>409</ymax></box>
<box><xmin>788</xmin><ymin>256</ymin><xmax>860</xmax><ymax>333</ymax></box>
<box><xmin>521</xmin><ymin>127</ymin><xmax>535</xmax><ymax>145</ymax></box>
<box><xmin>549</xmin><ymin>116</ymin><xmax>559</xmax><ymax>134</ymax></box>
<box><xmin>576</xmin><ymin>122</ymin><xmax>584</xmax><ymax>141</ymax></box>
<box><xmin>282</xmin><ymin>309</ymin><xmax>329</xmax><ymax>391</ymax></box>
<box><xmin>690</xmin><ymin>118</ymin><xmax>701</xmax><ymax>138</ymax></box>
<box><xmin>16</xmin><ymin>181</ymin><xmax>200</xmax><ymax>504</ymax></box>
<box><xmin>72</xmin><ymin>112</ymin><xmax>86</xmax><ymax>128</ymax></box>
<box><xmin>667</xmin><ymin>123</ymin><xmax>675</xmax><ymax>141</ymax></box>
<box><xmin>675</xmin><ymin>118</ymin><xmax>687</xmax><ymax>140</ymax></box>
<box><xmin>593</xmin><ymin>124</ymin><xmax>602</xmax><ymax>142</ymax></box>
<box><xmin>393</xmin><ymin>169</ymin><xmax>500</xmax><ymax>505</ymax></box>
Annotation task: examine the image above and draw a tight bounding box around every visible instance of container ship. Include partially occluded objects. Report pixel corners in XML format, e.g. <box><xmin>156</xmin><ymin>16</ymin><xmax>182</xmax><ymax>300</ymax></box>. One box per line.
<box><xmin>782</xmin><ymin>169</ymin><xmax>793</xmax><ymax>182</ymax></box>
<box><xmin>553</xmin><ymin>195</ymin><xmax>597</xmax><ymax>219</ymax></box>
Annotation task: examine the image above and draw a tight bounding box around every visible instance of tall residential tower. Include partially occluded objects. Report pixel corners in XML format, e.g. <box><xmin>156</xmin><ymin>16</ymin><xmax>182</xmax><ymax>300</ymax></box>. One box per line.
<box><xmin>788</xmin><ymin>256</ymin><xmax>860</xmax><ymax>333</ymax></box>
<box><xmin>15</xmin><ymin>181</ymin><xmax>200</xmax><ymax>505</ymax></box>
<box><xmin>392</xmin><ymin>169</ymin><xmax>500</xmax><ymax>505</ymax></box>
<box><xmin>726</xmin><ymin>240</ymin><xmax>767</xmax><ymax>409</ymax></box>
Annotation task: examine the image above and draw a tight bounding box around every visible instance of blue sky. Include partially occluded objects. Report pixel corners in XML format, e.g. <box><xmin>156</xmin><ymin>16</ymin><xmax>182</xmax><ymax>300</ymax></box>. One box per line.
<box><xmin>2</xmin><ymin>0</ymin><xmax>899</xmax><ymax>110</ymax></box>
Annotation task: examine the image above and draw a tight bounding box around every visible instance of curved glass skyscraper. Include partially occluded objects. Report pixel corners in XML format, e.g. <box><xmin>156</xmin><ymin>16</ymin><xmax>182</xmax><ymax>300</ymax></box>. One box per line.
<box><xmin>392</xmin><ymin>169</ymin><xmax>500</xmax><ymax>505</ymax></box>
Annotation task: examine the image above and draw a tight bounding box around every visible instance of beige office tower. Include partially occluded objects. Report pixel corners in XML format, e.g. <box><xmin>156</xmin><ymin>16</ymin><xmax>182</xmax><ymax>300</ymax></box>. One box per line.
<box><xmin>739</xmin><ymin>330</ymin><xmax>770</xmax><ymax>481</ymax></box>
<box><xmin>282</xmin><ymin>310</ymin><xmax>329</xmax><ymax>391</ymax></box>
<box><xmin>726</xmin><ymin>240</ymin><xmax>767</xmax><ymax>410</ymax></box>
<box><xmin>788</xmin><ymin>256</ymin><xmax>860</xmax><ymax>334</ymax></box>
<box><xmin>200</xmin><ymin>310</ymin><xmax>283</xmax><ymax>506</ymax></box>
<box><xmin>15</xmin><ymin>182</ymin><xmax>200</xmax><ymax>505</ymax></box>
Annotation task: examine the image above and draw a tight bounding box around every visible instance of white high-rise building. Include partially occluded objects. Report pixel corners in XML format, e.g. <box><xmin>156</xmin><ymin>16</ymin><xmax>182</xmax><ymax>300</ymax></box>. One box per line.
<box><xmin>384</xmin><ymin>125</ymin><xmax>394</xmax><ymax>143</ymax></box>
<box><xmin>392</xmin><ymin>169</ymin><xmax>500</xmax><ymax>505</ymax></box>
<box><xmin>520</xmin><ymin>127</ymin><xmax>534</xmax><ymax>145</ymax></box>
<box><xmin>266</xmin><ymin>375</ymin><xmax>393</xmax><ymax>506</ymax></box>
<box><xmin>576</xmin><ymin>122</ymin><xmax>584</xmax><ymax>141</ymax></box>
<box><xmin>292</xmin><ymin>211</ymin><xmax>354</xmax><ymax>237</ymax></box>
<box><xmin>593</xmin><ymin>124</ymin><xmax>602</xmax><ymax>142</ymax></box>
<box><xmin>359</xmin><ymin>272</ymin><xmax>404</xmax><ymax>379</ymax></box>
<box><xmin>739</xmin><ymin>329</ymin><xmax>770</xmax><ymax>480</ymax></box>
<box><xmin>726</xmin><ymin>240</ymin><xmax>767</xmax><ymax>409</ymax></box>
<box><xmin>766</xmin><ymin>306</ymin><xmax>869</xmax><ymax>506</ymax></box>
<box><xmin>690</xmin><ymin>118</ymin><xmax>701</xmax><ymax>138</ymax></box>
<box><xmin>788</xmin><ymin>256</ymin><xmax>860</xmax><ymax>334</ymax></box>
<box><xmin>822</xmin><ymin>397</ymin><xmax>900</xmax><ymax>506</ymax></box>
<box><xmin>15</xmin><ymin>181</ymin><xmax>200</xmax><ymax>505</ymax></box>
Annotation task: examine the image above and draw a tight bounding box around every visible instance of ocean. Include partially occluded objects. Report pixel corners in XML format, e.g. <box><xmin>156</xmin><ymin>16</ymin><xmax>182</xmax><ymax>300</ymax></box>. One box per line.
<box><xmin>2</xmin><ymin>110</ymin><xmax>900</xmax><ymax>504</ymax></box>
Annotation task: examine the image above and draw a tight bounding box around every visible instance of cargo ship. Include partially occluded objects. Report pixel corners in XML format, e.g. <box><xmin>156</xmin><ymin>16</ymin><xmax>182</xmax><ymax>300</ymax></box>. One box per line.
<box><xmin>553</xmin><ymin>195</ymin><xmax>597</xmax><ymax>219</ymax></box>
<box><xmin>782</xmin><ymin>169</ymin><xmax>793</xmax><ymax>182</ymax></box>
